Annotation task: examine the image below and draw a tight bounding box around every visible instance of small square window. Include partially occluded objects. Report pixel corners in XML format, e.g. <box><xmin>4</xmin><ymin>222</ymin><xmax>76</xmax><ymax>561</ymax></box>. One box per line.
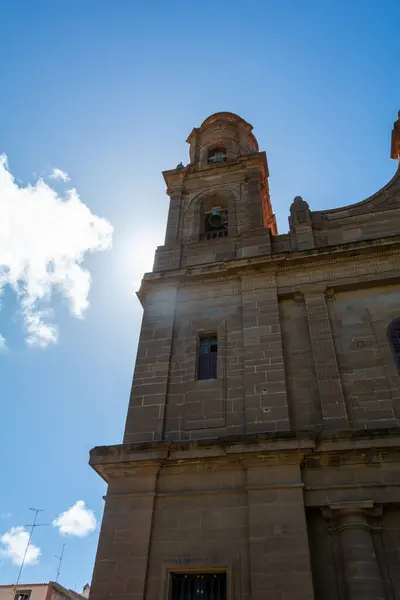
<box><xmin>15</xmin><ymin>591</ymin><xmax>31</xmax><ymax>600</ymax></box>
<box><xmin>198</xmin><ymin>334</ymin><xmax>218</xmax><ymax>380</ymax></box>
<box><xmin>170</xmin><ymin>573</ymin><xmax>227</xmax><ymax>600</ymax></box>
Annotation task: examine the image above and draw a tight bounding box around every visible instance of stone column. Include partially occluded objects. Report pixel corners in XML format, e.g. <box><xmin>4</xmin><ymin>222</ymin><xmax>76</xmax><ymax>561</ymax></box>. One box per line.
<box><xmin>323</xmin><ymin>502</ymin><xmax>386</xmax><ymax>600</ymax></box>
<box><xmin>302</xmin><ymin>286</ymin><xmax>348</xmax><ymax>428</ymax></box>
<box><xmin>241</xmin><ymin>273</ymin><xmax>290</xmax><ymax>433</ymax></box>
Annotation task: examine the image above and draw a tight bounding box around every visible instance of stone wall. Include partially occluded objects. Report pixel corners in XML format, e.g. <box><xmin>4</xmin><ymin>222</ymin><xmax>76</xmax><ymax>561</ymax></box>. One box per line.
<box><xmin>328</xmin><ymin>285</ymin><xmax>400</xmax><ymax>428</ymax></box>
<box><xmin>128</xmin><ymin>247</ymin><xmax>400</xmax><ymax>443</ymax></box>
<box><xmin>165</xmin><ymin>281</ymin><xmax>243</xmax><ymax>439</ymax></box>
<box><xmin>90</xmin><ymin>444</ymin><xmax>317</xmax><ymax>600</ymax></box>
<box><xmin>90</xmin><ymin>111</ymin><xmax>400</xmax><ymax>600</ymax></box>
<box><xmin>90</xmin><ymin>434</ymin><xmax>400</xmax><ymax>600</ymax></box>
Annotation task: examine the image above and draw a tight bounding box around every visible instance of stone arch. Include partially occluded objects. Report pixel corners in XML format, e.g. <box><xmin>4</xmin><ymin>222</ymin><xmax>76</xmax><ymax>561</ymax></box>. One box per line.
<box><xmin>183</xmin><ymin>187</ymin><xmax>239</xmax><ymax>243</ymax></box>
<box><xmin>198</xmin><ymin>135</ymin><xmax>239</xmax><ymax>166</ymax></box>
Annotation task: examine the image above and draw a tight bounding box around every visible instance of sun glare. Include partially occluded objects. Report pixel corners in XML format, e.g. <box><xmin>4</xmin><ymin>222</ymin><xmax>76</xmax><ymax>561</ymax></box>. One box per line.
<box><xmin>125</xmin><ymin>233</ymin><xmax>162</xmax><ymax>291</ymax></box>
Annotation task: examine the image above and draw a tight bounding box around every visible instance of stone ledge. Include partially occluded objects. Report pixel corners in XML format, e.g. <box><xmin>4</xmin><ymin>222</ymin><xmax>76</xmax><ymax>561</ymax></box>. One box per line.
<box><xmin>137</xmin><ymin>235</ymin><xmax>400</xmax><ymax>303</ymax></box>
<box><xmin>89</xmin><ymin>427</ymin><xmax>400</xmax><ymax>480</ymax></box>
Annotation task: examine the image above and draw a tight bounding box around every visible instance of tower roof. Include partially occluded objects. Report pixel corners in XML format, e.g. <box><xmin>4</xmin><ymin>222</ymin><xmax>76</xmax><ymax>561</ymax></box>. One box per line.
<box><xmin>186</xmin><ymin>111</ymin><xmax>259</xmax><ymax>164</ymax></box>
<box><xmin>199</xmin><ymin>111</ymin><xmax>252</xmax><ymax>129</ymax></box>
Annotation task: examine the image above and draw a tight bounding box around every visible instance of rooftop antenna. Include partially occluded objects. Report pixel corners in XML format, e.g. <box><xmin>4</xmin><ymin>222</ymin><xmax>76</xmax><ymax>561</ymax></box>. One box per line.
<box><xmin>54</xmin><ymin>544</ymin><xmax>65</xmax><ymax>583</ymax></box>
<box><xmin>16</xmin><ymin>508</ymin><xmax>49</xmax><ymax>585</ymax></box>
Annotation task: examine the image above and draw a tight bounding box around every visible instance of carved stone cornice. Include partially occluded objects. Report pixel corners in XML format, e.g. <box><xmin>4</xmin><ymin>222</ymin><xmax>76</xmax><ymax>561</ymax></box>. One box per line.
<box><xmin>162</xmin><ymin>152</ymin><xmax>267</xmax><ymax>194</ymax></box>
<box><xmin>137</xmin><ymin>237</ymin><xmax>400</xmax><ymax>305</ymax></box>
<box><xmin>322</xmin><ymin>501</ymin><xmax>383</xmax><ymax>534</ymax></box>
<box><xmin>297</xmin><ymin>282</ymin><xmax>328</xmax><ymax>297</ymax></box>
<box><xmin>283</xmin><ymin>247</ymin><xmax>400</xmax><ymax>270</ymax></box>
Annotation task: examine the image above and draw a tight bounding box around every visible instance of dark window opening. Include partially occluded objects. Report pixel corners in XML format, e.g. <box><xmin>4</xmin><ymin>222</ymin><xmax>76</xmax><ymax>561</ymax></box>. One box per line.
<box><xmin>198</xmin><ymin>335</ymin><xmax>218</xmax><ymax>380</ymax></box>
<box><xmin>170</xmin><ymin>573</ymin><xmax>227</xmax><ymax>600</ymax></box>
<box><xmin>207</xmin><ymin>148</ymin><xmax>227</xmax><ymax>164</ymax></box>
<box><xmin>388</xmin><ymin>317</ymin><xmax>400</xmax><ymax>375</ymax></box>
<box><xmin>15</xmin><ymin>592</ymin><xmax>31</xmax><ymax>600</ymax></box>
<box><xmin>201</xmin><ymin>207</ymin><xmax>228</xmax><ymax>241</ymax></box>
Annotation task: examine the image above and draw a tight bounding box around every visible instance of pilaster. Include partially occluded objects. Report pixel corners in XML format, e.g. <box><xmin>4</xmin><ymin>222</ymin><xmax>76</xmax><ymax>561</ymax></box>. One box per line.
<box><xmin>238</xmin><ymin>177</ymin><xmax>272</xmax><ymax>259</ymax></box>
<box><xmin>301</xmin><ymin>286</ymin><xmax>348</xmax><ymax>429</ymax></box>
<box><xmin>244</xmin><ymin>457</ymin><xmax>314</xmax><ymax>600</ymax></box>
<box><xmin>241</xmin><ymin>273</ymin><xmax>290</xmax><ymax>433</ymax></box>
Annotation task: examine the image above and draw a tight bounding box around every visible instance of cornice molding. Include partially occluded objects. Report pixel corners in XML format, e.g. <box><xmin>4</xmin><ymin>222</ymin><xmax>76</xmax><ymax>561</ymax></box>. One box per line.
<box><xmin>163</xmin><ymin>152</ymin><xmax>267</xmax><ymax>194</ymax></box>
<box><xmin>90</xmin><ymin>429</ymin><xmax>400</xmax><ymax>482</ymax></box>
<box><xmin>138</xmin><ymin>239</ymin><xmax>400</xmax><ymax>303</ymax></box>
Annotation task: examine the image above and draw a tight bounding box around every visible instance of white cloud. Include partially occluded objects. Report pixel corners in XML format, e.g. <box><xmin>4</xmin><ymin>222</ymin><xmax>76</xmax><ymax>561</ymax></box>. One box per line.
<box><xmin>50</xmin><ymin>167</ymin><xmax>70</xmax><ymax>182</ymax></box>
<box><xmin>0</xmin><ymin>527</ymin><xmax>40</xmax><ymax>566</ymax></box>
<box><xmin>0</xmin><ymin>512</ymin><xmax>11</xmax><ymax>519</ymax></box>
<box><xmin>0</xmin><ymin>335</ymin><xmax>7</xmax><ymax>352</ymax></box>
<box><xmin>52</xmin><ymin>501</ymin><xmax>97</xmax><ymax>537</ymax></box>
<box><xmin>0</xmin><ymin>154</ymin><xmax>113</xmax><ymax>347</ymax></box>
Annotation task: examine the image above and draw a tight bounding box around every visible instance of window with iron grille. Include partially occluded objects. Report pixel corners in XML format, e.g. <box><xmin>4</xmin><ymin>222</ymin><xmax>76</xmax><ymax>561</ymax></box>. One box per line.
<box><xmin>15</xmin><ymin>591</ymin><xmax>31</xmax><ymax>600</ymax></box>
<box><xmin>388</xmin><ymin>317</ymin><xmax>400</xmax><ymax>375</ymax></box>
<box><xmin>198</xmin><ymin>335</ymin><xmax>218</xmax><ymax>380</ymax></box>
<box><xmin>170</xmin><ymin>573</ymin><xmax>227</xmax><ymax>600</ymax></box>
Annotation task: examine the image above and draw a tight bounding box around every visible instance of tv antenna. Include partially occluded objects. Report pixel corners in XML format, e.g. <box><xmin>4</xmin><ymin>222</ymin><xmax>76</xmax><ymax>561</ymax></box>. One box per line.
<box><xmin>16</xmin><ymin>508</ymin><xmax>49</xmax><ymax>585</ymax></box>
<box><xmin>55</xmin><ymin>544</ymin><xmax>66</xmax><ymax>583</ymax></box>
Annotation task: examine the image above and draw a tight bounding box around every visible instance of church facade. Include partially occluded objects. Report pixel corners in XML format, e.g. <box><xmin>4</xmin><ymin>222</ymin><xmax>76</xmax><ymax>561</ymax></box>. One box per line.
<box><xmin>89</xmin><ymin>111</ymin><xmax>400</xmax><ymax>600</ymax></box>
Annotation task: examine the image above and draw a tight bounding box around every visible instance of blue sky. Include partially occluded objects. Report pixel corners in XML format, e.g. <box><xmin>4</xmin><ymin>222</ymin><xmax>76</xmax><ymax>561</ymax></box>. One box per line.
<box><xmin>0</xmin><ymin>0</ymin><xmax>399</xmax><ymax>591</ymax></box>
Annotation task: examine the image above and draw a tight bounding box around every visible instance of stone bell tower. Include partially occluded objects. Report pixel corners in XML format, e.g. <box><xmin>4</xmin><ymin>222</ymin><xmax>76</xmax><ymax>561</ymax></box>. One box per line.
<box><xmin>89</xmin><ymin>110</ymin><xmax>400</xmax><ymax>600</ymax></box>
<box><xmin>152</xmin><ymin>111</ymin><xmax>276</xmax><ymax>277</ymax></box>
<box><xmin>120</xmin><ymin>112</ymin><xmax>286</xmax><ymax>447</ymax></box>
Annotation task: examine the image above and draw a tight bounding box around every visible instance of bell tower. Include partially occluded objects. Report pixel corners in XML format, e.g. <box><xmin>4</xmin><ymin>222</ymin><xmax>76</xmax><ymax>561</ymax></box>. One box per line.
<box><xmin>120</xmin><ymin>112</ymin><xmax>282</xmax><ymax>445</ymax></box>
<box><xmin>154</xmin><ymin>112</ymin><xmax>277</xmax><ymax>273</ymax></box>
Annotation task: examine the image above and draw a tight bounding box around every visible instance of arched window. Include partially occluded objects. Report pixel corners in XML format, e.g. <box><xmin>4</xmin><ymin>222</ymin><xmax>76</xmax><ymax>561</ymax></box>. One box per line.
<box><xmin>207</xmin><ymin>147</ymin><xmax>227</xmax><ymax>164</ymax></box>
<box><xmin>388</xmin><ymin>317</ymin><xmax>400</xmax><ymax>375</ymax></box>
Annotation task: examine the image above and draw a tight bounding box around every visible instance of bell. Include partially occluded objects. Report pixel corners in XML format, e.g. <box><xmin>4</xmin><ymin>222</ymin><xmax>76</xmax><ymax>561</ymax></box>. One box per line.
<box><xmin>208</xmin><ymin>207</ymin><xmax>223</xmax><ymax>228</ymax></box>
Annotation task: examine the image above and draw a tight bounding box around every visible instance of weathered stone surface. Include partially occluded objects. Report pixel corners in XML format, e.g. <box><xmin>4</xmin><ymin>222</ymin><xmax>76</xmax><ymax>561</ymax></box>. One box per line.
<box><xmin>90</xmin><ymin>111</ymin><xmax>400</xmax><ymax>600</ymax></box>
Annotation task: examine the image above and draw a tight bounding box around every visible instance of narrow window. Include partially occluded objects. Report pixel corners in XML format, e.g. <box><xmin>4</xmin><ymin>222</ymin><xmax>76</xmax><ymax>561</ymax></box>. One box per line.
<box><xmin>207</xmin><ymin>147</ymin><xmax>227</xmax><ymax>164</ymax></box>
<box><xmin>15</xmin><ymin>592</ymin><xmax>31</xmax><ymax>600</ymax></box>
<box><xmin>198</xmin><ymin>334</ymin><xmax>218</xmax><ymax>380</ymax></box>
<box><xmin>170</xmin><ymin>573</ymin><xmax>227</xmax><ymax>600</ymax></box>
<box><xmin>388</xmin><ymin>317</ymin><xmax>400</xmax><ymax>375</ymax></box>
